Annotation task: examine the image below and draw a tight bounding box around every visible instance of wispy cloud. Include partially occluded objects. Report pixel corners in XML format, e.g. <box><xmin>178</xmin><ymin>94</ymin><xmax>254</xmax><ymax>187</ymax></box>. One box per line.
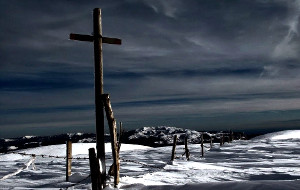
<box><xmin>272</xmin><ymin>0</ymin><xmax>300</xmax><ymax>60</ymax></box>
<box><xmin>143</xmin><ymin>0</ymin><xmax>183</xmax><ymax>18</ymax></box>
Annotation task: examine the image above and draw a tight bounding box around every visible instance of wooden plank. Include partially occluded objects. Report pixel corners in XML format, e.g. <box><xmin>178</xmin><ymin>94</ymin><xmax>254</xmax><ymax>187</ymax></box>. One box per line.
<box><xmin>102</xmin><ymin>94</ymin><xmax>120</xmax><ymax>187</ymax></box>
<box><xmin>69</xmin><ymin>33</ymin><xmax>94</xmax><ymax>42</ymax></box>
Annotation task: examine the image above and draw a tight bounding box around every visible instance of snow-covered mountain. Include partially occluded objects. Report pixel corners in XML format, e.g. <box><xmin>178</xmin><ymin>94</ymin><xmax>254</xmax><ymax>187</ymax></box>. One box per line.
<box><xmin>126</xmin><ymin>126</ymin><xmax>215</xmax><ymax>146</ymax></box>
<box><xmin>1</xmin><ymin>126</ymin><xmax>248</xmax><ymax>153</ymax></box>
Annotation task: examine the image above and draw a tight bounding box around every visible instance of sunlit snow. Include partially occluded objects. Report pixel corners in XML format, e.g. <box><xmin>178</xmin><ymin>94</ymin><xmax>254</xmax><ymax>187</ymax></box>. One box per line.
<box><xmin>271</xmin><ymin>130</ymin><xmax>300</xmax><ymax>140</ymax></box>
<box><xmin>0</xmin><ymin>130</ymin><xmax>300</xmax><ymax>189</ymax></box>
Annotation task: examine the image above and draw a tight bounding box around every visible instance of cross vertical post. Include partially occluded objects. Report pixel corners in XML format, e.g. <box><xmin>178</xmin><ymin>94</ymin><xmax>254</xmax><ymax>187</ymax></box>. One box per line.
<box><xmin>69</xmin><ymin>8</ymin><xmax>121</xmax><ymax>189</ymax></box>
<box><xmin>93</xmin><ymin>8</ymin><xmax>106</xmax><ymax>187</ymax></box>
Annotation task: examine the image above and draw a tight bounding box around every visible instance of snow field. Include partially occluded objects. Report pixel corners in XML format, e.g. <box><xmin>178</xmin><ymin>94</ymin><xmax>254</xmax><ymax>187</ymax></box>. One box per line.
<box><xmin>0</xmin><ymin>130</ymin><xmax>300</xmax><ymax>189</ymax></box>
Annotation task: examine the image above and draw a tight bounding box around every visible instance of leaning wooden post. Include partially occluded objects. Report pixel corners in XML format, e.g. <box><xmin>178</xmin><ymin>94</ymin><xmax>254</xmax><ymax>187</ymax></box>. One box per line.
<box><xmin>89</xmin><ymin>148</ymin><xmax>102</xmax><ymax>190</ymax></box>
<box><xmin>184</xmin><ymin>136</ymin><xmax>190</xmax><ymax>160</ymax></box>
<box><xmin>171</xmin><ymin>135</ymin><xmax>178</xmax><ymax>161</ymax></box>
<box><xmin>66</xmin><ymin>140</ymin><xmax>72</xmax><ymax>182</ymax></box>
<box><xmin>201</xmin><ymin>133</ymin><xmax>204</xmax><ymax>157</ymax></box>
<box><xmin>102</xmin><ymin>94</ymin><xmax>119</xmax><ymax>187</ymax></box>
<box><xmin>210</xmin><ymin>136</ymin><xmax>213</xmax><ymax>148</ymax></box>
<box><xmin>108</xmin><ymin>121</ymin><xmax>123</xmax><ymax>177</ymax></box>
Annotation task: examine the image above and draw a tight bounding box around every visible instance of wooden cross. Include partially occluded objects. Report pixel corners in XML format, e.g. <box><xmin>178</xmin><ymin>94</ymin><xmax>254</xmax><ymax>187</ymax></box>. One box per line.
<box><xmin>69</xmin><ymin>8</ymin><xmax>121</xmax><ymax>188</ymax></box>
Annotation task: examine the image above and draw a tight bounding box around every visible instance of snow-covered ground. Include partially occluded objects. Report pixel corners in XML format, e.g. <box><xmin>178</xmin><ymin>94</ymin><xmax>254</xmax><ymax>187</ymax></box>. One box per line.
<box><xmin>0</xmin><ymin>130</ymin><xmax>300</xmax><ymax>189</ymax></box>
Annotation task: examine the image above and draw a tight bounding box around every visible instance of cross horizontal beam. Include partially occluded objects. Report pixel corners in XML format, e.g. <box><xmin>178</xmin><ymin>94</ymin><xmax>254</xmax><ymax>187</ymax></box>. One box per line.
<box><xmin>70</xmin><ymin>33</ymin><xmax>93</xmax><ymax>42</ymax></box>
<box><xmin>70</xmin><ymin>33</ymin><xmax>122</xmax><ymax>45</ymax></box>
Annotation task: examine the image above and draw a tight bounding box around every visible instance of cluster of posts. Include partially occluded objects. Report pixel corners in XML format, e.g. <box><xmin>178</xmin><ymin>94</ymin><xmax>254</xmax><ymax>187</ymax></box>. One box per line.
<box><xmin>65</xmin><ymin>128</ymin><xmax>241</xmax><ymax>188</ymax></box>
<box><xmin>171</xmin><ymin>130</ymin><xmax>237</xmax><ymax>161</ymax></box>
<box><xmin>69</xmin><ymin>8</ymin><xmax>122</xmax><ymax>190</ymax></box>
<box><xmin>65</xmin><ymin>94</ymin><xmax>122</xmax><ymax>189</ymax></box>
<box><xmin>67</xmin><ymin>7</ymin><xmax>245</xmax><ymax>189</ymax></box>
<box><xmin>88</xmin><ymin>94</ymin><xmax>121</xmax><ymax>189</ymax></box>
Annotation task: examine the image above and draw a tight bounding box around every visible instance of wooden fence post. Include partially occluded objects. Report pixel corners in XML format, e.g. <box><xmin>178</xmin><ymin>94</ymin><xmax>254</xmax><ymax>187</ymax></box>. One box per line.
<box><xmin>220</xmin><ymin>134</ymin><xmax>224</xmax><ymax>146</ymax></box>
<box><xmin>227</xmin><ymin>136</ymin><xmax>230</xmax><ymax>143</ymax></box>
<box><xmin>102</xmin><ymin>94</ymin><xmax>120</xmax><ymax>187</ymax></box>
<box><xmin>89</xmin><ymin>148</ymin><xmax>102</xmax><ymax>190</ymax></box>
<box><xmin>201</xmin><ymin>133</ymin><xmax>204</xmax><ymax>157</ymax></box>
<box><xmin>171</xmin><ymin>135</ymin><xmax>178</xmax><ymax>161</ymax></box>
<box><xmin>66</xmin><ymin>140</ymin><xmax>72</xmax><ymax>182</ymax></box>
<box><xmin>184</xmin><ymin>136</ymin><xmax>190</xmax><ymax>160</ymax></box>
<box><xmin>210</xmin><ymin>137</ymin><xmax>213</xmax><ymax>148</ymax></box>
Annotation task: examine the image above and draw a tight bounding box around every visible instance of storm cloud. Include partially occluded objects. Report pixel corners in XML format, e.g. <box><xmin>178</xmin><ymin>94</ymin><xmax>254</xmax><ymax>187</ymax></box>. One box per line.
<box><xmin>1</xmin><ymin>0</ymin><xmax>300</xmax><ymax>137</ymax></box>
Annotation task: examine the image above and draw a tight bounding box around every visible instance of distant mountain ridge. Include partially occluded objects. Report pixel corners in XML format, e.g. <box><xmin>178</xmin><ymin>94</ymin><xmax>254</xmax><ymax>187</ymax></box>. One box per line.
<box><xmin>126</xmin><ymin>126</ymin><xmax>210</xmax><ymax>146</ymax></box>
<box><xmin>0</xmin><ymin>133</ymin><xmax>98</xmax><ymax>153</ymax></box>
<box><xmin>0</xmin><ymin>126</ymin><xmax>246</xmax><ymax>153</ymax></box>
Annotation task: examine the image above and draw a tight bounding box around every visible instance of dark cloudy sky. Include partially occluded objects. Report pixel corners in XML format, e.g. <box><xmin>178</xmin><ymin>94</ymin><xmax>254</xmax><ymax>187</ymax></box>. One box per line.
<box><xmin>1</xmin><ymin>0</ymin><xmax>300</xmax><ymax>138</ymax></box>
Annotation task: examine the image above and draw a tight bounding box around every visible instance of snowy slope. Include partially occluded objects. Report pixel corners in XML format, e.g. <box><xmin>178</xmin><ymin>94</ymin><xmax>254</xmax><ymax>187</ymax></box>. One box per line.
<box><xmin>0</xmin><ymin>130</ymin><xmax>300</xmax><ymax>189</ymax></box>
<box><xmin>252</xmin><ymin>130</ymin><xmax>300</xmax><ymax>141</ymax></box>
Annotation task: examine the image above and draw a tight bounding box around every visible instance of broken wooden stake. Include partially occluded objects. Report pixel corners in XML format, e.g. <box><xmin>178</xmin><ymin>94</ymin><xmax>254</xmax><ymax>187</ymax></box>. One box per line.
<box><xmin>89</xmin><ymin>148</ymin><xmax>102</xmax><ymax>190</ymax></box>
